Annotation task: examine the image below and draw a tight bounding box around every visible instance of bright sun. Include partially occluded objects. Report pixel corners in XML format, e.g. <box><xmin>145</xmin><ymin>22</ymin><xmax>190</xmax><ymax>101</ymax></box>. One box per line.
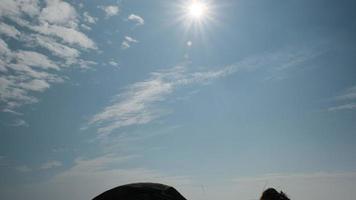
<box><xmin>188</xmin><ymin>1</ymin><xmax>207</xmax><ymax>18</ymax></box>
<box><xmin>186</xmin><ymin>0</ymin><xmax>208</xmax><ymax>19</ymax></box>
<box><xmin>176</xmin><ymin>0</ymin><xmax>214</xmax><ymax>32</ymax></box>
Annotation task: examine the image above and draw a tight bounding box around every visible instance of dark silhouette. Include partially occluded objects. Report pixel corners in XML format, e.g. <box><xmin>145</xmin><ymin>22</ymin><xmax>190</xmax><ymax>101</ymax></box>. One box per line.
<box><xmin>92</xmin><ymin>182</ymin><xmax>187</xmax><ymax>200</ymax></box>
<box><xmin>260</xmin><ymin>188</ymin><xmax>290</xmax><ymax>200</ymax></box>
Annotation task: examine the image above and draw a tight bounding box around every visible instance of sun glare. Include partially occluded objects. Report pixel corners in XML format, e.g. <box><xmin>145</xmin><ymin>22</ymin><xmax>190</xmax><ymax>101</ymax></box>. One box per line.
<box><xmin>187</xmin><ymin>1</ymin><xmax>208</xmax><ymax>19</ymax></box>
<box><xmin>173</xmin><ymin>0</ymin><xmax>215</xmax><ymax>38</ymax></box>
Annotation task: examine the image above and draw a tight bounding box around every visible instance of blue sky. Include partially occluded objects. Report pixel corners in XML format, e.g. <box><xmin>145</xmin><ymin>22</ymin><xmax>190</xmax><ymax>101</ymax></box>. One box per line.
<box><xmin>1</xmin><ymin>0</ymin><xmax>356</xmax><ymax>200</ymax></box>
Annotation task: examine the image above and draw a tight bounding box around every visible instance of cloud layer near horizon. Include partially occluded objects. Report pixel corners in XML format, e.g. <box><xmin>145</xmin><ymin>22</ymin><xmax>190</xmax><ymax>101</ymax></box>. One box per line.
<box><xmin>2</xmin><ymin>153</ymin><xmax>356</xmax><ymax>200</ymax></box>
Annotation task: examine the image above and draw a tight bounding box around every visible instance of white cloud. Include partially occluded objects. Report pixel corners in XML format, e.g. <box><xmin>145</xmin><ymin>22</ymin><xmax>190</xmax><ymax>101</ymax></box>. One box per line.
<box><xmin>33</xmin><ymin>35</ymin><xmax>80</xmax><ymax>60</ymax></box>
<box><xmin>40</xmin><ymin>160</ymin><xmax>62</xmax><ymax>170</ymax></box>
<box><xmin>0</xmin><ymin>0</ymin><xmax>96</xmax><ymax>111</ymax></box>
<box><xmin>15</xmin><ymin>50</ymin><xmax>59</xmax><ymax>70</ymax></box>
<box><xmin>101</xmin><ymin>5</ymin><xmax>119</xmax><ymax>18</ymax></box>
<box><xmin>7</xmin><ymin>63</ymin><xmax>64</xmax><ymax>82</ymax></box>
<box><xmin>80</xmin><ymin>24</ymin><xmax>91</xmax><ymax>31</ymax></box>
<box><xmin>77</xmin><ymin>59</ymin><xmax>97</xmax><ymax>69</ymax></box>
<box><xmin>39</xmin><ymin>0</ymin><xmax>77</xmax><ymax>27</ymax></box>
<box><xmin>0</xmin><ymin>0</ymin><xmax>40</xmax><ymax>18</ymax></box>
<box><xmin>19</xmin><ymin>79</ymin><xmax>50</xmax><ymax>92</ymax></box>
<box><xmin>0</xmin><ymin>76</ymin><xmax>39</xmax><ymax>108</ymax></box>
<box><xmin>0</xmin><ymin>38</ymin><xmax>11</xmax><ymax>55</ymax></box>
<box><xmin>0</xmin><ymin>22</ymin><xmax>21</xmax><ymax>39</ymax></box>
<box><xmin>0</xmin><ymin>0</ymin><xmax>96</xmax><ymax>49</ymax></box>
<box><xmin>125</xmin><ymin>36</ymin><xmax>138</xmax><ymax>43</ymax></box>
<box><xmin>121</xmin><ymin>36</ymin><xmax>138</xmax><ymax>49</ymax></box>
<box><xmin>0</xmin><ymin>61</ymin><xmax>7</xmax><ymax>72</ymax></box>
<box><xmin>32</xmin><ymin>24</ymin><xmax>96</xmax><ymax>49</ymax></box>
<box><xmin>121</xmin><ymin>41</ymin><xmax>130</xmax><ymax>49</ymax></box>
<box><xmin>108</xmin><ymin>61</ymin><xmax>119</xmax><ymax>67</ymax></box>
<box><xmin>128</xmin><ymin>14</ymin><xmax>144</xmax><ymax>25</ymax></box>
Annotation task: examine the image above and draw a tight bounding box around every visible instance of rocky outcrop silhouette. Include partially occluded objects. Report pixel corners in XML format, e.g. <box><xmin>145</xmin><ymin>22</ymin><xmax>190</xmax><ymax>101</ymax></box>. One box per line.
<box><xmin>93</xmin><ymin>182</ymin><xmax>188</xmax><ymax>200</ymax></box>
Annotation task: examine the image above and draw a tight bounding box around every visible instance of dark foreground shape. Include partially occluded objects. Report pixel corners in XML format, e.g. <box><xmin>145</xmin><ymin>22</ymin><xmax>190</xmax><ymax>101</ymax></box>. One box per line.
<box><xmin>93</xmin><ymin>182</ymin><xmax>188</xmax><ymax>200</ymax></box>
<box><xmin>260</xmin><ymin>188</ymin><xmax>290</xmax><ymax>200</ymax></box>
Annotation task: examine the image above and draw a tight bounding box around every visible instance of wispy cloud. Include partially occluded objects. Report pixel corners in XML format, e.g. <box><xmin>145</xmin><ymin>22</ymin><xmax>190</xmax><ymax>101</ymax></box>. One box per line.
<box><xmin>328</xmin><ymin>85</ymin><xmax>356</xmax><ymax>111</ymax></box>
<box><xmin>89</xmin><ymin>46</ymin><xmax>322</xmax><ymax>135</ymax></box>
<box><xmin>335</xmin><ymin>86</ymin><xmax>356</xmax><ymax>101</ymax></box>
<box><xmin>10</xmin><ymin>119</ymin><xmax>29</xmax><ymax>127</ymax></box>
<box><xmin>328</xmin><ymin>103</ymin><xmax>356</xmax><ymax>111</ymax></box>
<box><xmin>40</xmin><ymin>160</ymin><xmax>63</xmax><ymax>170</ymax></box>
<box><xmin>263</xmin><ymin>45</ymin><xmax>324</xmax><ymax>80</ymax></box>
<box><xmin>0</xmin><ymin>0</ymin><xmax>96</xmax><ymax>111</ymax></box>
<box><xmin>15</xmin><ymin>160</ymin><xmax>63</xmax><ymax>173</ymax></box>
<box><xmin>88</xmin><ymin>64</ymin><xmax>238</xmax><ymax>135</ymax></box>
<box><xmin>16</xmin><ymin>165</ymin><xmax>32</xmax><ymax>173</ymax></box>
<box><xmin>121</xmin><ymin>36</ymin><xmax>138</xmax><ymax>49</ymax></box>
<box><xmin>128</xmin><ymin>14</ymin><xmax>144</xmax><ymax>26</ymax></box>
<box><xmin>2</xmin><ymin>108</ymin><xmax>23</xmax><ymax>115</ymax></box>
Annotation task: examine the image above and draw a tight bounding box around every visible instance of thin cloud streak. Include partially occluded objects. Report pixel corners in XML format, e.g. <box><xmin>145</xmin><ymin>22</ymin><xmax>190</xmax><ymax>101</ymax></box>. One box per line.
<box><xmin>10</xmin><ymin>119</ymin><xmax>29</xmax><ymax>127</ymax></box>
<box><xmin>328</xmin><ymin>103</ymin><xmax>356</xmax><ymax>111</ymax></box>
<box><xmin>328</xmin><ymin>85</ymin><xmax>356</xmax><ymax>111</ymax></box>
<box><xmin>15</xmin><ymin>165</ymin><xmax>32</xmax><ymax>173</ymax></box>
<box><xmin>89</xmin><ymin>46</ymin><xmax>319</xmax><ymax>135</ymax></box>
<box><xmin>89</xmin><ymin>64</ymin><xmax>236</xmax><ymax>134</ymax></box>
<box><xmin>40</xmin><ymin>160</ymin><xmax>63</xmax><ymax>170</ymax></box>
<box><xmin>335</xmin><ymin>85</ymin><xmax>356</xmax><ymax>101</ymax></box>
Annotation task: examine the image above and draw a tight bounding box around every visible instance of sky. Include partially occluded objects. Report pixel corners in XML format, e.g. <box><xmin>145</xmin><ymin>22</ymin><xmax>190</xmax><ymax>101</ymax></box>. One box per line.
<box><xmin>1</xmin><ymin>0</ymin><xmax>356</xmax><ymax>200</ymax></box>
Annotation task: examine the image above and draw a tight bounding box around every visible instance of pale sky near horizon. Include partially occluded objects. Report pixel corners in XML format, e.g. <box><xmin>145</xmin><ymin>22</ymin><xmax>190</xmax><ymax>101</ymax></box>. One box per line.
<box><xmin>1</xmin><ymin>0</ymin><xmax>356</xmax><ymax>200</ymax></box>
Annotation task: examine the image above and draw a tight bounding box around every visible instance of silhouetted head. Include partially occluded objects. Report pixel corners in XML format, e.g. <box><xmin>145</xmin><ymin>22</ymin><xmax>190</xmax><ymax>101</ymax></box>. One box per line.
<box><xmin>260</xmin><ymin>188</ymin><xmax>290</xmax><ymax>200</ymax></box>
